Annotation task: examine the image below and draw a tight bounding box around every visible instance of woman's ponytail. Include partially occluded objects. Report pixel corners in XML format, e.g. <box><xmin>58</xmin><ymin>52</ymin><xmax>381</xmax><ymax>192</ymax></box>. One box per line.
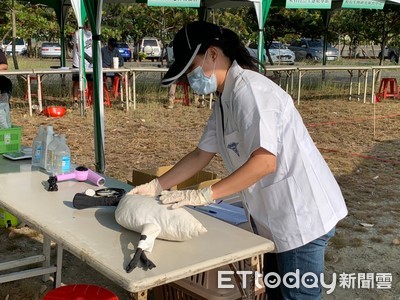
<box><xmin>198</xmin><ymin>24</ymin><xmax>263</xmax><ymax>72</ymax></box>
<box><xmin>219</xmin><ymin>28</ymin><xmax>261</xmax><ymax>72</ymax></box>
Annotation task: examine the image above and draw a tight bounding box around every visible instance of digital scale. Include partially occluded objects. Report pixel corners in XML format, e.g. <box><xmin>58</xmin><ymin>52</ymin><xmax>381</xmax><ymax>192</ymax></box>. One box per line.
<box><xmin>2</xmin><ymin>146</ymin><xmax>32</xmax><ymax>160</ymax></box>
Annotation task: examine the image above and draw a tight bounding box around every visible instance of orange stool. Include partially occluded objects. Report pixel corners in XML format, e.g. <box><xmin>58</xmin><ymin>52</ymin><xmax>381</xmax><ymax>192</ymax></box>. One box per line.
<box><xmin>175</xmin><ymin>81</ymin><xmax>190</xmax><ymax>106</ymax></box>
<box><xmin>112</xmin><ymin>76</ymin><xmax>123</xmax><ymax>99</ymax></box>
<box><xmin>44</xmin><ymin>284</ymin><xmax>119</xmax><ymax>300</ymax></box>
<box><xmin>24</xmin><ymin>76</ymin><xmax>43</xmax><ymax>100</ymax></box>
<box><xmin>85</xmin><ymin>82</ymin><xmax>94</xmax><ymax>106</ymax></box>
<box><xmin>376</xmin><ymin>78</ymin><xmax>399</xmax><ymax>102</ymax></box>
<box><xmin>102</xmin><ymin>80</ymin><xmax>112</xmax><ymax>107</ymax></box>
<box><xmin>86</xmin><ymin>81</ymin><xmax>111</xmax><ymax>107</ymax></box>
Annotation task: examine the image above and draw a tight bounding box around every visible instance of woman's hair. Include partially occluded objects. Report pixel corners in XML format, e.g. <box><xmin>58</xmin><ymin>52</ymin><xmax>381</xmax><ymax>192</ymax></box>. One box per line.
<box><xmin>198</xmin><ymin>27</ymin><xmax>261</xmax><ymax>72</ymax></box>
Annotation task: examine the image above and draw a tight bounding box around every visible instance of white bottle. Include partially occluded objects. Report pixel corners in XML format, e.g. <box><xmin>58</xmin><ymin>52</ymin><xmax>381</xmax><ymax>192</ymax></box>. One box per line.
<box><xmin>46</xmin><ymin>134</ymin><xmax>60</xmax><ymax>174</ymax></box>
<box><xmin>31</xmin><ymin>125</ymin><xmax>45</xmax><ymax>167</ymax></box>
<box><xmin>53</xmin><ymin>134</ymin><xmax>71</xmax><ymax>175</ymax></box>
<box><xmin>40</xmin><ymin>126</ymin><xmax>54</xmax><ymax>169</ymax></box>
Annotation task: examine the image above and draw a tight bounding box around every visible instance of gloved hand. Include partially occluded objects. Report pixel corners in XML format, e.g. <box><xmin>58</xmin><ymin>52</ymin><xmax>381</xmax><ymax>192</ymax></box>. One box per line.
<box><xmin>128</xmin><ymin>178</ymin><xmax>163</xmax><ymax>196</ymax></box>
<box><xmin>159</xmin><ymin>187</ymin><xmax>213</xmax><ymax>209</ymax></box>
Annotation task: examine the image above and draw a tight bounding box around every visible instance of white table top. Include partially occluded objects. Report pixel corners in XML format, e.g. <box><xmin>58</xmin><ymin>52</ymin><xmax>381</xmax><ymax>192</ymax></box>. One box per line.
<box><xmin>0</xmin><ymin>157</ymin><xmax>274</xmax><ymax>293</ymax></box>
<box><xmin>298</xmin><ymin>65</ymin><xmax>372</xmax><ymax>71</ymax></box>
<box><xmin>32</xmin><ymin>67</ymin><xmax>131</xmax><ymax>75</ymax></box>
<box><xmin>0</xmin><ymin>70</ymin><xmax>34</xmax><ymax>76</ymax></box>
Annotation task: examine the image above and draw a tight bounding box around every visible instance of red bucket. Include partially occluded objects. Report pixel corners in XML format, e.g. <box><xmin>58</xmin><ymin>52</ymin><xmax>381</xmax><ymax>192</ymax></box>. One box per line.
<box><xmin>44</xmin><ymin>284</ymin><xmax>119</xmax><ymax>300</ymax></box>
<box><xmin>42</xmin><ymin>106</ymin><xmax>67</xmax><ymax>117</ymax></box>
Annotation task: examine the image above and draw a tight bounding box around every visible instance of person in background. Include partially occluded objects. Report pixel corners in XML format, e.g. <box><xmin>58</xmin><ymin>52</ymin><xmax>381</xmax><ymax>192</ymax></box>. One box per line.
<box><xmin>72</xmin><ymin>21</ymin><xmax>93</xmax><ymax>107</ymax></box>
<box><xmin>130</xmin><ymin>21</ymin><xmax>348</xmax><ymax>300</ymax></box>
<box><xmin>164</xmin><ymin>42</ymin><xmax>206</xmax><ymax>109</ymax></box>
<box><xmin>164</xmin><ymin>41</ymin><xmax>176</xmax><ymax>109</ymax></box>
<box><xmin>0</xmin><ymin>48</ymin><xmax>7</xmax><ymax>70</ymax></box>
<box><xmin>165</xmin><ymin>83</ymin><xmax>176</xmax><ymax>109</ymax></box>
<box><xmin>0</xmin><ymin>48</ymin><xmax>12</xmax><ymax>94</ymax></box>
<box><xmin>101</xmin><ymin>38</ymin><xmax>123</xmax><ymax>95</ymax></box>
<box><xmin>0</xmin><ymin>48</ymin><xmax>12</xmax><ymax>128</ymax></box>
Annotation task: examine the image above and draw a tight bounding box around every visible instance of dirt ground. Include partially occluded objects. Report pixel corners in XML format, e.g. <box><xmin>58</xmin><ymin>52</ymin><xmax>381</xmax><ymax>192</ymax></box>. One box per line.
<box><xmin>1</xmin><ymin>93</ymin><xmax>399</xmax><ymax>299</ymax></box>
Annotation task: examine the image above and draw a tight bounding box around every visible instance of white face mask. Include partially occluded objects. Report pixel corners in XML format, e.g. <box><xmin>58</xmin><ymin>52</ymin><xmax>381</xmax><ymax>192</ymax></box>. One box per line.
<box><xmin>186</xmin><ymin>52</ymin><xmax>217</xmax><ymax>95</ymax></box>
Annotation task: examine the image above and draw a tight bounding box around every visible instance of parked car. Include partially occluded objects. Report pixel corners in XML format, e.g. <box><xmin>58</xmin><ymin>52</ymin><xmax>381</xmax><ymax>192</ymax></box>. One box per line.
<box><xmin>2</xmin><ymin>38</ymin><xmax>27</xmax><ymax>55</ymax></box>
<box><xmin>288</xmin><ymin>38</ymin><xmax>339</xmax><ymax>61</ymax></box>
<box><xmin>246</xmin><ymin>45</ymin><xmax>267</xmax><ymax>62</ymax></box>
<box><xmin>40</xmin><ymin>42</ymin><xmax>61</xmax><ymax>58</ymax></box>
<box><xmin>246</xmin><ymin>41</ymin><xmax>295</xmax><ymax>65</ymax></box>
<box><xmin>165</xmin><ymin>41</ymin><xmax>174</xmax><ymax>66</ymax></box>
<box><xmin>267</xmin><ymin>41</ymin><xmax>295</xmax><ymax>65</ymax></box>
<box><xmin>133</xmin><ymin>37</ymin><xmax>162</xmax><ymax>62</ymax></box>
<box><xmin>115</xmin><ymin>42</ymin><xmax>132</xmax><ymax>62</ymax></box>
<box><xmin>378</xmin><ymin>47</ymin><xmax>399</xmax><ymax>63</ymax></box>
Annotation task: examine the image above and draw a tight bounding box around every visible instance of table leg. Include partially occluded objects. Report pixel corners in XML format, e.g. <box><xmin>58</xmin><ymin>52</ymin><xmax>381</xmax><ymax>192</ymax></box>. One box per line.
<box><xmin>42</xmin><ymin>235</ymin><xmax>51</xmax><ymax>282</ymax></box>
<box><xmin>128</xmin><ymin>74</ymin><xmax>132</xmax><ymax>106</ymax></box>
<box><xmin>357</xmin><ymin>70</ymin><xmax>363</xmax><ymax>102</ymax></box>
<box><xmin>129</xmin><ymin>290</ymin><xmax>147</xmax><ymax>300</ymax></box>
<box><xmin>285</xmin><ymin>72</ymin><xmax>289</xmax><ymax>93</ymax></box>
<box><xmin>348</xmin><ymin>70</ymin><xmax>353</xmax><ymax>101</ymax></box>
<box><xmin>242</xmin><ymin>256</ymin><xmax>258</xmax><ymax>299</ymax></box>
<box><xmin>27</xmin><ymin>75</ymin><xmax>32</xmax><ymax>117</ymax></box>
<box><xmin>290</xmin><ymin>71</ymin><xmax>294</xmax><ymax>96</ymax></box>
<box><xmin>371</xmin><ymin>69</ymin><xmax>378</xmax><ymax>103</ymax></box>
<box><xmin>363</xmin><ymin>70</ymin><xmax>368</xmax><ymax>103</ymax></box>
<box><xmin>54</xmin><ymin>244</ymin><xmax>63</xmax><ymax>288</ymax></box>
<box><xmin>297</xmin><ymin>71</ymin><xmax>303</xmax><ymax>105</ymax></box>
<box><xmin>38</xmin><ymin>75</ymin><xmax>43</xmax><ymax>112</ymax></box>
<box><xmin>133</xmin><ymin>72</ymin><xmax>136</xmax><ymax>110</ymax></box>
<box><xmin>125</xmin><ymin>72</ymin><xmax>129</xmax><ymax>111</ymax></box>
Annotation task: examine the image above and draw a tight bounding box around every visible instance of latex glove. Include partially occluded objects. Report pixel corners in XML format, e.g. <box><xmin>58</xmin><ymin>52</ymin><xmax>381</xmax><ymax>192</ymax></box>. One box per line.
<box><xmin>159</xmin><ymin>187</ymin><xmax>213</xmax><ymax>209</ymax></box>
<box><xmin>128</xmin><ymin>178</ymin><xmax>163</xmax><ymax>196</ymax></box>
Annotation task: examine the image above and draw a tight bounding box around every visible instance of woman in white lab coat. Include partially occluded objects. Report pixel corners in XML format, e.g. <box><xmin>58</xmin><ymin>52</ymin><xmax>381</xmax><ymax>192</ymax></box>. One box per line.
<box><xmin>130</xmin><ymin>21</ymin><xmax>348</xmax><ymax>300</ymax></box>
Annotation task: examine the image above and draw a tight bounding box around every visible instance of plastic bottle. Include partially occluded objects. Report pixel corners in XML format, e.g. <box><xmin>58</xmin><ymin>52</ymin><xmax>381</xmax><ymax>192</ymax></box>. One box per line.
<box><xmin>53</xmin><ymin>134</ymin><xmax>71</xmax><ymax>175</ymax></box>
<box><xmin>40</xmin><ymin>126</ymin><xmax>54</xmax><ymax>169</ymax></box>
<box><xmin>46</xmin><ymin>134</ymin><xmax>61</xmax><ymax>174</ymax></box>
<box><xmin>31</xmin><ymin>125</ymin><xmax>45</xmax><ymax>167</ymax></box>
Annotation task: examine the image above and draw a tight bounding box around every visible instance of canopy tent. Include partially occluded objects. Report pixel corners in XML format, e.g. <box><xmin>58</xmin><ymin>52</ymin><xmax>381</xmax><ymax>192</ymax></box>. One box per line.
<box><xmin>28</xmin><ymin>0</ymin><xmax>271</xmax><ymax>173</ymax></box>
<box><xmin>70</xmin><ymin>0</ymin><xmax>89</xmax><ymax>113</ymax></box>
<box><xmin>81</xmin><ymin>0</ymin><xmax>106</xmax><ymax>173</ymax></box>
<box><xmin>27</xmin><ymin>0</ymin><xmax>399</xmax><ymax>173</ymax></box>
<box><xmin>78</xmin><ymin>0</ymin><xmax>273</xmax><ymax>173</ymax></box>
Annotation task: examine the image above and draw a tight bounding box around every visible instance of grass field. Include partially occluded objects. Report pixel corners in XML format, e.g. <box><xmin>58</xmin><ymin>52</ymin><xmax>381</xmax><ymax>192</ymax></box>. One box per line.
<box><xmin>1</xmin><ymin>56</ymin><xmax>400</xmax><ymax>299</ymax></box>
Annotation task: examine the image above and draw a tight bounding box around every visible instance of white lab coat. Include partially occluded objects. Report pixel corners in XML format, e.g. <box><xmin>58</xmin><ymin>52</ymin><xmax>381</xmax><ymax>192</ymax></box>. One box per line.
<box><xmin>198</xmin><ymin>61</ymin><xmax>348</xmax><ymax>253</ymax></box>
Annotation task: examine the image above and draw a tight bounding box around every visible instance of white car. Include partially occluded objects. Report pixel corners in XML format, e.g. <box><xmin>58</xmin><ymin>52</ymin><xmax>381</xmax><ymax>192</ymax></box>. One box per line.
<box><xmin>2</xmin><ymin>38</ymin><xmax>27</xmax><ymax>55</ymax></box>
<box><xmin>246</xmin><ymin>45</ymin><xmax>267</xmax><ymax>62</ymax></box>
<box><xmin>268</xmin><ymin>41</ymin><xmax>295</xmax><ymax>65</ymax></box>
<box><xmin>246</xmin><ymin>41</ymin><xmax>296</xmax><ymax>65</ymax></box>
<box><xmin>40</xmin><ymin>42</ymin><xmax>61</xmax><ymax>58</ymax></box>
<box><xmin>133</xmin><ymin>37</ymin><xmax>162</xmax><ymax>62</ymax></box>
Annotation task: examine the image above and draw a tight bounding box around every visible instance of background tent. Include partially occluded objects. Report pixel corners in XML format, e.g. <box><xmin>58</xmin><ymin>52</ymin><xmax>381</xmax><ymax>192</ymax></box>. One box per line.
<box><xmin>27</xmin><ymin>0</ymin><xmax>398</xmax><ymax>173</ymax></box>
<box><xmin>28</xmin><ymin>0</ymin><xmax>270</xmax><ymax>173</ymax></box>
<box><xmin>81</xmin><ymin>0</ymin><xmax>273</xmax><ymax>173</ymax></box>
<box><xmin>252</xmin><ymin>0</ymin><xmax>272</xmax><ymax>64</ymax></box>
<box><xmin>70</xmin><ymin>0</ymin><xmax>89</xmax><ymax>114</ymax></box>
<box><xmin>82</xmin><ymin>0</ymin><xmax>106</xmax><ymax>173</ymax></box>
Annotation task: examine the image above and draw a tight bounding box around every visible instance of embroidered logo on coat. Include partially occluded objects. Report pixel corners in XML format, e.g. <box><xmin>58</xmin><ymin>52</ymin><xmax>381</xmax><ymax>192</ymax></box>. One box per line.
<box><xmin>227</xmin><ymin>142</ymin><xmax>240</xmax><ymax>157</ymax></box>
